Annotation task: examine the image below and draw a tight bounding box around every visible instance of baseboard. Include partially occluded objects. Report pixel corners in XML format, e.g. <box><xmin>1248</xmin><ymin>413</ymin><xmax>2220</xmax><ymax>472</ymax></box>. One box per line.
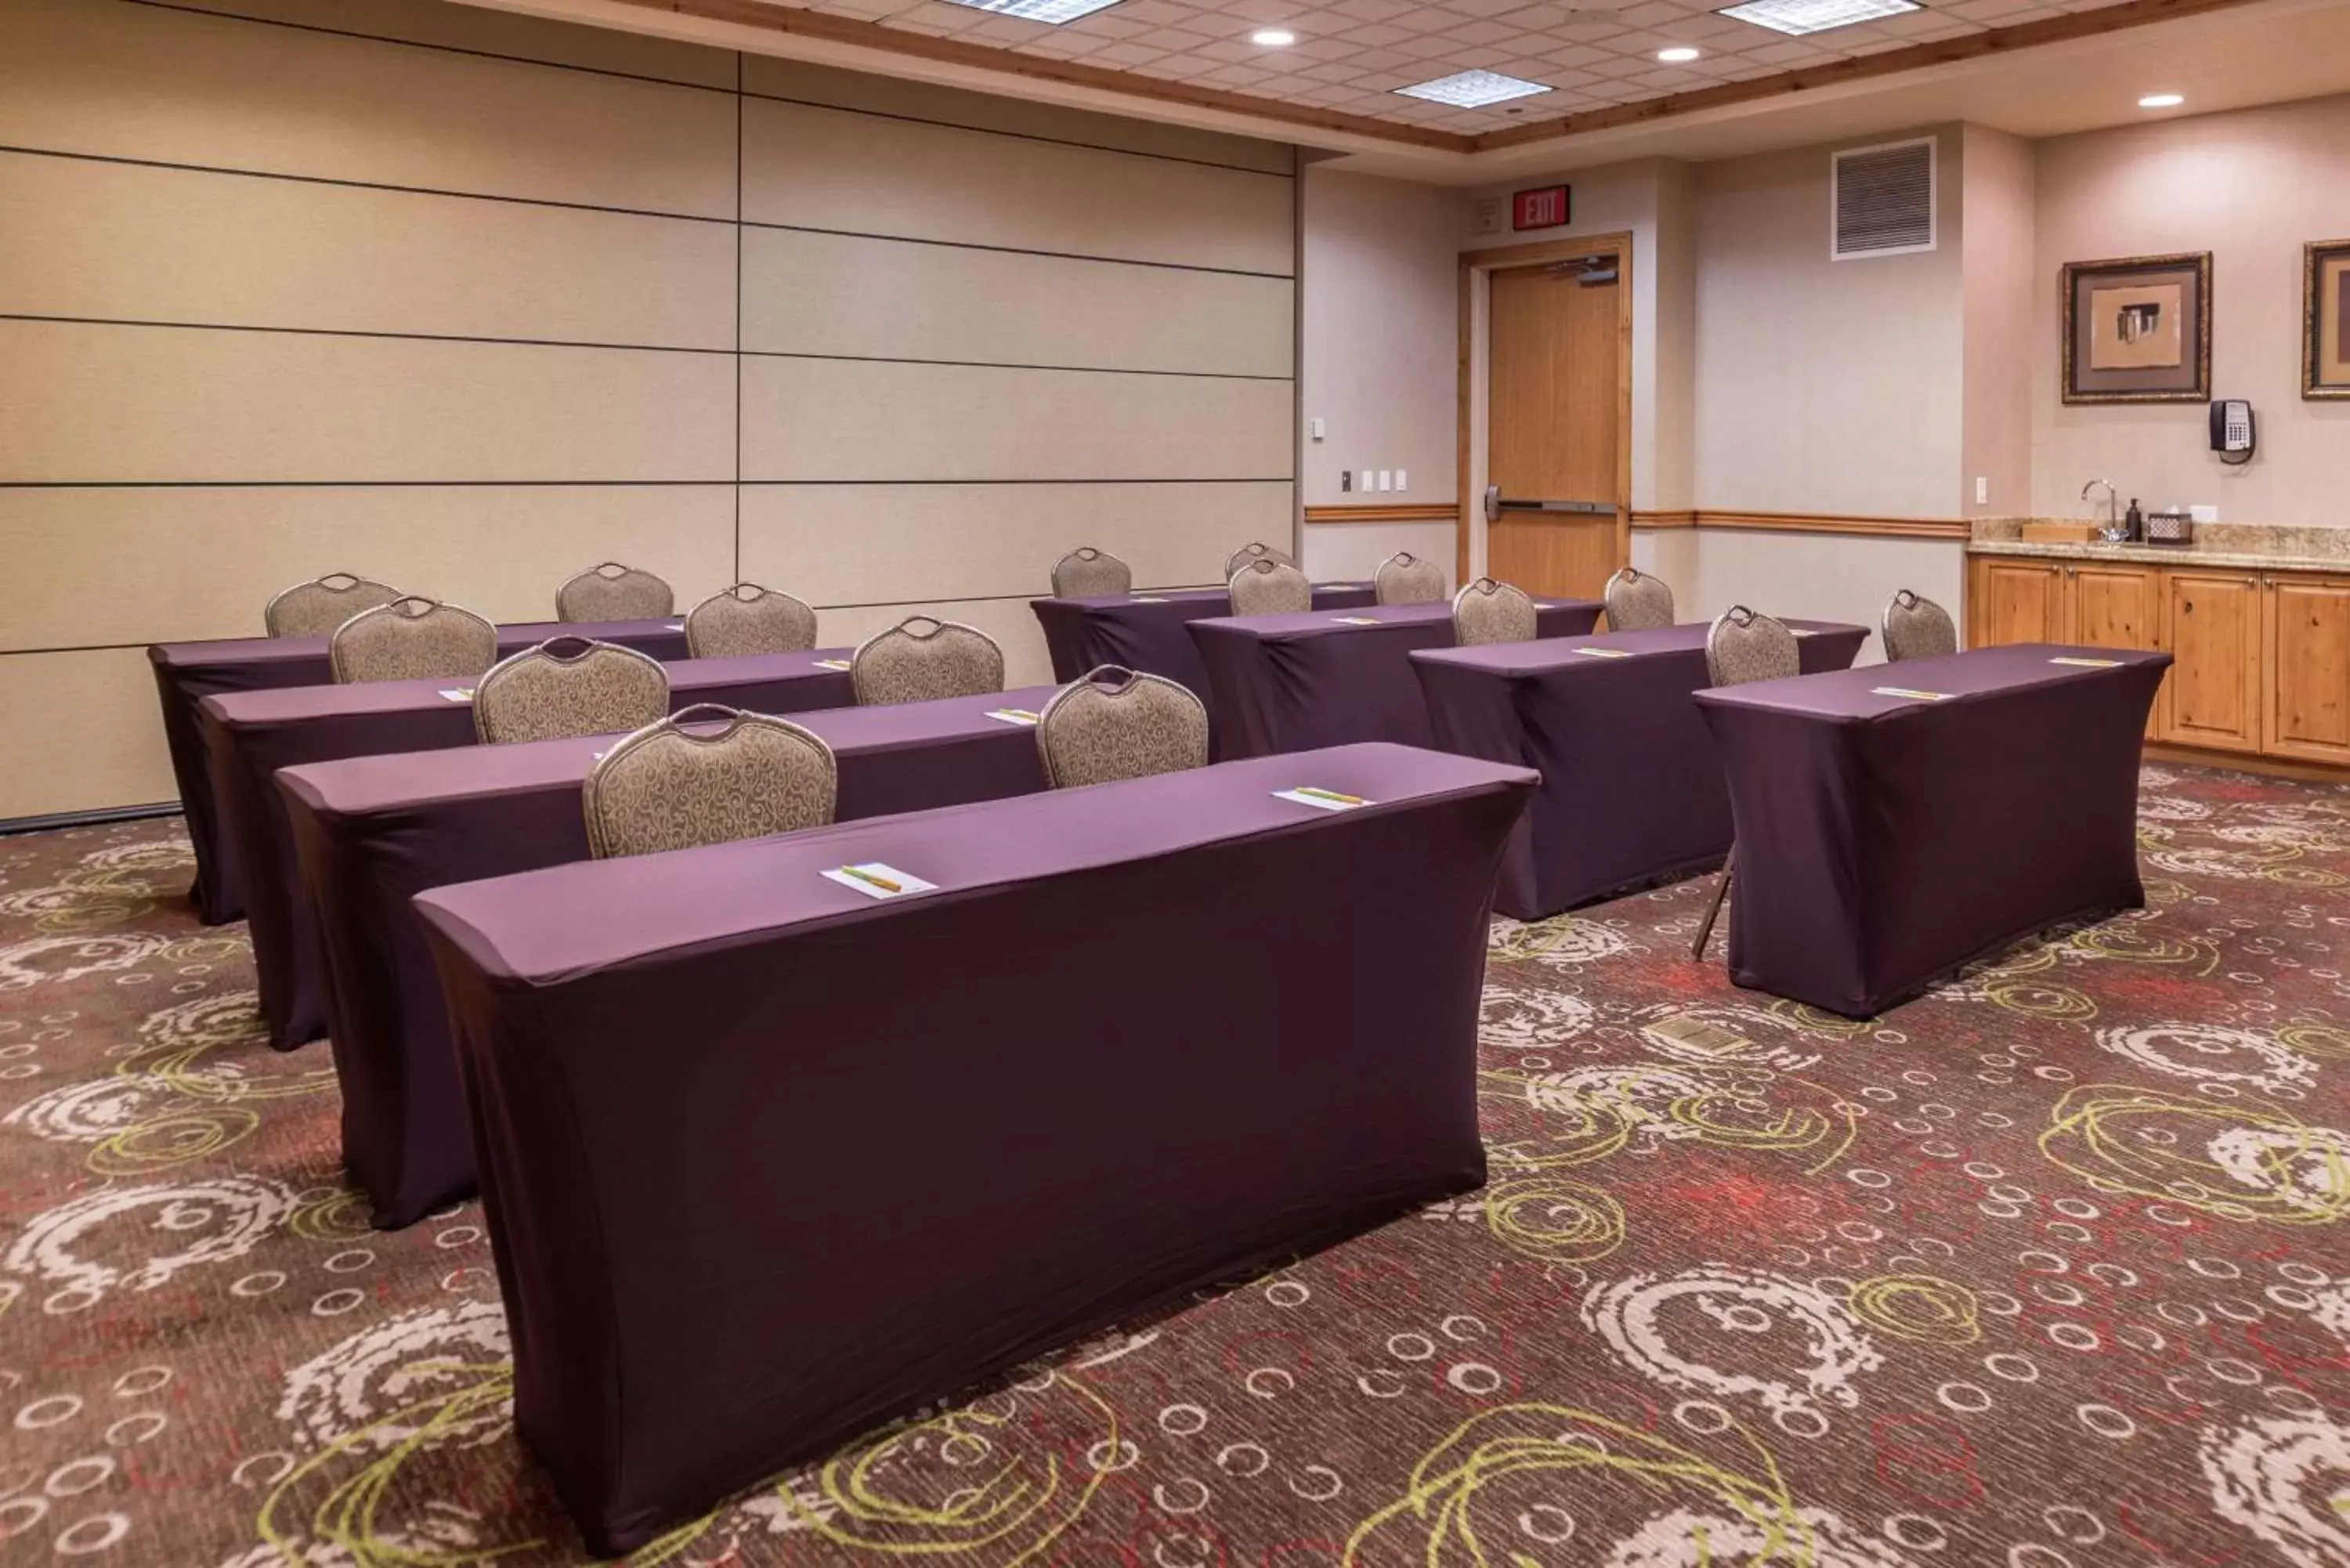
<box><xmin>2146</xmin><ymin>744</ymin><xmax>2350</xmax><ymax>784</ymax></box>
<box><xmin>0</xmin><ymin>801</ymin><xmax>181</xmax><ymax>838</ymax></box>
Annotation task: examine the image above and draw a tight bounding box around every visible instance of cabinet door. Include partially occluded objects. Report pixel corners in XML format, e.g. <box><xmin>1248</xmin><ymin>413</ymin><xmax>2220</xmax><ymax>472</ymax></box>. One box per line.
<box><xmin>2265</xmin><ymin>576</ymin><xmax>2350</xmax><ymax>764</ymax></box>
<box><xmin>2163</xmin><ymin>570</ymin><xmax>2263</xmax><ymax>752</ymax></box>
<box><xmin>2066</xmin><ymin>563</ymin><xmax>2163</xmax><ymax>738</ymax></box>
<box><xmin>1968</xmin><ymin>558</ymin><xmax>2064</xmax><ymax>647</ymax></box>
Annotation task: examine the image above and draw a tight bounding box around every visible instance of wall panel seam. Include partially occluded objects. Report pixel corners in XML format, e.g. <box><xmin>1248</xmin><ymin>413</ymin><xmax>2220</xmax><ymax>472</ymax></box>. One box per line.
<box><xmin>738</xmin><ymin>352</ymin><xmax>1292</xmax><ymax>381</ymax></box>
<box><xmin>739</xmin><ymin>219</ymin><xmax>1296</xmax><ymax>280</ymax></box>
<box><xmin>0</xmin><ymin>313</ymin><xmax>736</xmax><ymax>356</ymax></box>
<box><xmin>2</xmin><ymin>478</ymin><xmax>1295</xmax><ymax>489</ymax></box>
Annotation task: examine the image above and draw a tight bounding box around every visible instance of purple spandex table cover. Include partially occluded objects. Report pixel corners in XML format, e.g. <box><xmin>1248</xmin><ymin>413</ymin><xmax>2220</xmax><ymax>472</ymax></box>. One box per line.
<box><xmin>204</xmin><ymin>649</ymin><xmax>856</xmax><ymax>1050</ymax></box>
<box><xmin>1694</xmin><ymin>642</ymin><xmax>2170</xmax><ymax>1017</ymax></box>
<box><xmin>414</xmin><ymin>742</ymin><xmax>1535</xmax><ymax>1555</ymax></box>
<box><xmin>1189</xmin><ymin>598</ymin><xmax>1603</xmax><ymax>760</ymax></box>
<box><xmin>150</xmin><ymin>618</ymin><xmax>690</xmax><ymax>923</ymax></box>
<box><xmin>280</xmin><ymin>686</ymin><xmax>1061</xmax><ymax>1227</ymax></box>
<box><xmin>1029</xmin><ymin>583</ymin><xmax>1376</xmax><ymax>695</ymax></box>
<box><xmin>1412</xmin><ymin>620</ymin><xmax>1870</xmax><ymax>919</ymax></box>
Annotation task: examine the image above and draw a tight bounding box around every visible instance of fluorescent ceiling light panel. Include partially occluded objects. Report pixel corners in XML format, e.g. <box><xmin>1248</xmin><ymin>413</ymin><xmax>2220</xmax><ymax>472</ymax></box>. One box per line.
<box><xmin>1717</xmin><ymin>0</ymin><xmax>1920</xmax><ymax>35</ymax></box>
<box><xmin>938</xmin><ymin>0</ymin><xmax>1124</xmax><ymax>23</ymax></box>
<box><xmin>1395</xmin><ymin>69</ymin><xmax>1553</xmax><ymax>108</ymax></box>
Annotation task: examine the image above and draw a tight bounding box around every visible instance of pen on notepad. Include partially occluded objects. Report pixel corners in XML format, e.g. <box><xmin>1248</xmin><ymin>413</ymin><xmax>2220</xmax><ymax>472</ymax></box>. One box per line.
<box><xmin>837</xmin><ymin>865</ymin><xmax>901</xmax><ymax>894</ymax></box>
<box><xmin>1292</xmin><ymin>786</ymin><xmax>1366</xmax><ymax>806</ymax></box>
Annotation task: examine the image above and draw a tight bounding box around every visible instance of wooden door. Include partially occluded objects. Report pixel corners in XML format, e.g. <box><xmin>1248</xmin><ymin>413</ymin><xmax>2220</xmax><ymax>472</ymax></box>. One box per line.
<box><xmin>2265</xmin><ymin>575</ymin><xmax>2350</xmax><ymax>764</ymax></box>
<box><xmin>2163</xmin><ymin>569</ymin><xmax>2263</xmax><ymax>752</ymax></box>
<box><xmin>1486</xmin><ymin>260</ymin><xmax>1623</xmax><ymax>601</ymax></box>
<box><xmin>1966</xmin><ymin>558</ymin><xmax>2065</xmax><ymax>646</ymax></box>
<box><xmin>2065</xmin><ymin>562</ymin><xmax>2162</xmax><ymax>738</ymax></box>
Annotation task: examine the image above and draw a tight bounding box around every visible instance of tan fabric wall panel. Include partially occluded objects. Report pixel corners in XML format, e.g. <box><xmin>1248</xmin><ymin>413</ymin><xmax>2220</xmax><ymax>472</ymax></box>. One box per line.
<box><xmin>162</xmin><ymin>0</ymin><xmax>739</xmax><ymax>88</ymax></box>
<box><xmin>740</xmin><ymin>96</ymin><xmax>1293</xmax><ymax>276</ymax></box>
<box><xmin>741</xmin><ymin>56</ymin><xmax>1292</xmax><ymax>175</ymax></box>
<box><xmin>0</xmin><ymin>321</ymin><xmax>734</xmax><ymax>483</ymax></box>
<box><xmin>0</xmin><ymin>0</ymin><xmax>737</xmax><ymax>218</ymax></box>
<box><xmin>0</xmin><ymin>486</ymin><xmax>736</xmax><ymax>651</ymax></box>
<box><xmin>820</xmin><ymin>598</ymin><xmax>1057</xmax><ymax>692</ymax></box>
<box><xmin>738</xmin><ymin>482</ymin><xmax>1296</xmax><ymax>605</ymax></box>
<box><xmin>740</xmin><ymin>359</ymin><xmax>1292</xmax><ymax>483</ymax></box>
<box><xmin>740</xmin><ymin>228</ymin><xmax>1292</xmax><ymax>377</ymax></box>
<box><xmin>0</xmin><ymin>650</ymin><xmax>176</xmax><ymax>817</ymax></box>
<box><xmin>0</xmin><ymin>154</ymin><xmax>734</xmax><ymax>349</ymax></box>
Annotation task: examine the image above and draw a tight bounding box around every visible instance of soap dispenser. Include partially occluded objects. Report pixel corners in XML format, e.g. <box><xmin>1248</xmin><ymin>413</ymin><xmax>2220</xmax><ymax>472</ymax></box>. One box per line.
<box><xmin>2124</xmin><ymin>498</ymin><xmax>2143</xmax><ymax>542</ymax></box>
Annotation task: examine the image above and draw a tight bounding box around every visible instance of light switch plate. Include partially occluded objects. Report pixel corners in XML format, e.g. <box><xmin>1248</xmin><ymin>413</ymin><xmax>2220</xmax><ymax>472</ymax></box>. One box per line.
<box><xmin>1975</xmin><ymin>476</ymin><xmax>1989</xmax><ymax>504</ymax></box>
<box><xmin>1340</xmin><ymin>470</ymin><xmax>1351</xmax><ymax>492</ymax></box>
<box><xmin>1376</xmin><ymin>470</ymin><xmax>1393</xmax><ymax>492</ymax></box>
<box><xmin>1396</xmin><ymin>468</ymin><xmax>1408</xmax><ymax>491</ymax></box>
<box><xmin>2190</xmin><ymin>504</ymin><xmax>2219</xmax><ymax>523</ymax></box>
<box><xmin>1308</xmin><ymin>417</ymin><xmax>1325</xmax><ymax>442</ymax></box>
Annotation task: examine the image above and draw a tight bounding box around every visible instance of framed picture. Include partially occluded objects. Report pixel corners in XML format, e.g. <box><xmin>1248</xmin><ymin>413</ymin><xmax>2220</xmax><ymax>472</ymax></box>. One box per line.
<box><xmin>2305</xmin><ymin>238</ymin><xmax>2350</xmax><ymax>399</ymax></box>
<box><xmin>2061</xmin><ymin>251</ymin><xmax>2211</xmax><ymax>403</ymax></box>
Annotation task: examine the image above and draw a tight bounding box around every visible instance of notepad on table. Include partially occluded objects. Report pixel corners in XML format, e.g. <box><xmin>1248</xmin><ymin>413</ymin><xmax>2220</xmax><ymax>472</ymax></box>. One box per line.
<box><xmin>986</xmin><ymin>708</ymin><xmax>1041</xmax><ymax>726</ymax></box>
<box><xmin>1275</xmin><ymin>786</ymin><xmax>1372</xmax><ymax>812</ymax></box>
<box><xmin>823</xmin><ymin>862</ymin><xmax>936</xmax><ymax>900</ymax></box>
<box><xmin>1573</xmin><ymin>647</ymin><xmax>1633</xmax><ymax>659</ymax></box>
<box><xmin>1871</xmin><ymin>686</ymin><xmax>1956</xmax><ymax>702</ymax></box>
<box><xmin>1133</xmin><ymin>595</ymin><xmax>1170</xmax><ymax>603</ymax></box>
<box><xmin>2048</xmin><ymin>656</ymin><xmax>2123</xmax><ymax>668</ymax></box>
<box><xmin>814</xmin><ymin>658</ymin><xmax>852</xmax><ymax>671</ymax></box>
<box><xmin>438</xmin><ymin>688</ymin><xmax>474</xmax><ymax>703</ymax></box>
<box><xmin>1329</xmin><ymin>616</ymin><xmax>1383</xmax><ymax>627</ymax></box>
<box><xmin>664</xmin><ymin>621</ymin><xmax>685</xmax><ymax>631</ymax></box>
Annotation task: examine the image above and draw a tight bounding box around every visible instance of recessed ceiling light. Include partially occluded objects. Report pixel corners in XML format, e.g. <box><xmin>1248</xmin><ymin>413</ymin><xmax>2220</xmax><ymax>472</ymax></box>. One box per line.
<box><xmin>1249</xmin><ymin>27</ymin><xmax>1296</xmax><ymax>45</ymax></box>
<box><xmin>1395</xmin><ymin>69</ymin><xmax>1553</xmax><ymax>108</ymax></box>
<box><xmin>1717</xmin><ymin>0</ymin><xmax>1920</xmax><ymax>36</ymax></box>
<box><xmin>2138</xmin><ymin>92</ymin><xmax>2185</xmax><ymax>108</ymax></box>
<box><xmin>1657</xmin><ymin>45</ymin><xmax>1701</xmax><ymax>61</ymax></box>
<box><xmin>936</xmin><ymin>0</ymin><xmax>1123</xmax><ymax>23</ymax></box>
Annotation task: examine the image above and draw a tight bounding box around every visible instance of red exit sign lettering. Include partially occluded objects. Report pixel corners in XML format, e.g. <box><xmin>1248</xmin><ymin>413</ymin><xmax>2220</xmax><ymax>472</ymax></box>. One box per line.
<box><xmin>1512</xmin><ymin>185</ymin><xmax>1570</xmax><ymax>230</ymax></box>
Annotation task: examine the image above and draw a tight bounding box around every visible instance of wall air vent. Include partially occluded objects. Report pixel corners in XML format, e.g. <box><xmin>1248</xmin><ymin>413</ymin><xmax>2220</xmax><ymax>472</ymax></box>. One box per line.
<box><xmin>1831</xmin><ymin>136</ymin><xmax>1936</xmax><ymax>260</ymax></box>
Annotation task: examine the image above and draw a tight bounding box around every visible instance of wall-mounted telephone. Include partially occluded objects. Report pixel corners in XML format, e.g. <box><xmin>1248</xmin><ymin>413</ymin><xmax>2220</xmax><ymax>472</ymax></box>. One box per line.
<box><xmin>2211</xmin><ymin>399</ymin><xmax>2255</xmax><ymax>465</ymax></box>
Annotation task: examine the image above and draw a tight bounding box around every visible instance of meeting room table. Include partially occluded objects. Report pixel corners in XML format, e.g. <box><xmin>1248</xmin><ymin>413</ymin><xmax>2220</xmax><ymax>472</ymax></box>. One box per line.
<box><xmin>412</xmin><ymin>741</ymin><xmax>1536</xmax><ymax>1555</ymax></box>
<box><xmin>1693</xmin><ymin>642</ymin><xmax>2171</xmax><ymax>1017</ymax></box>
<box><xmin>1412</xmin><ymin>619</ymin><xmax>1870</xmax><ymax>918</ymax></box>
<box><xmin>204</xmin><ymin>648</ymin><xmax>857</xmax><ymax>1051</ymax></box>
<box><xmin>1189</xmin><ymin>597</ymin><xmax>1603</xmax><ymax>759</ymax></box>
<box><xmin>281</xmin><ymin>685</ymin><xmax>1063</xmax><ymax>1228</ymax></box>
<box><xmin>151</xmin><ymin>617</ymin><xmax>691</xmax><ymax>923</ymax></box>
<box><xmin>1029</xmin><ymin>581</ymin><xmax>1377</xmax><ymax>701</ymax></box>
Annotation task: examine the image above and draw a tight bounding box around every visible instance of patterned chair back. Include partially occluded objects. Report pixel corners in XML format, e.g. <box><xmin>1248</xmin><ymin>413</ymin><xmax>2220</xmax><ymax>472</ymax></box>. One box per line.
<box><xmin>1882</xmin><ymin>588</ymin><xmax>1957</xmax><ymax>663</ymax></box>
<box><xmin>1224</xmin><ymin>541</ymin><xmax>1297</xmax><ymax>579</ymax></box>
<box><xmin>556</xmin><ymin>562</ymin><xmax>674</xmax><ymax>623</ymax></box>
<box><xmin>1036</xmin><ymin>666</ymin><xmax>1209</xmax><ymax>789</ymax></box>
<box><xmin>1451</xmin><ymin>577</ymin><xmax>1538</xmax><ymax>646</ymax></box>
<box><xmin>472</xmin><ymin>637</ymin><xmax>670</xmax><ymax>745</ymax></box>
<box><xmin>584</xmin><ymin>703</ymin><xmax>837</xmax><ymax>859</ymax></box>
<box><xmin>685</xmin><ymin>583</ymin><xmax>818</xmax><ymax>659</ymax></box>
<box><xmin>1705</xmin><ymin>605</ymin><xmax>1801</xmax><ymax>688</ymax></box>
<box><xmin>329</xmin><ymin>597</ymin><xmax>497</xmax><ymax>685</ymax></box>
<box><xmin>1227</xmin><ymin>558</ymin><xmax>1312</xmax><ymax>616</ymax></box>
<box><xmin>849</xmin><ymin>616</ymin><xmax>1006</xmax><ymax>706</ymax></box>
<box><xmin>1603</xmin><ymin>566</ymin><xmax>1676</xmax><ymax>632</ymax></box>
<box><xmin>1374</xmin><ymin>551</ymin><xmax>1447</xmax><ymax>606</ymax></box>
<box><xmin>265</xmin><ymin>573</ymin><xmax>401</xmax><ymax>638</ymax></box>
<box><xmin>1050</xmin><ymin>547</ymin><xmax>1133</xmax><ymax>598</ymax></box>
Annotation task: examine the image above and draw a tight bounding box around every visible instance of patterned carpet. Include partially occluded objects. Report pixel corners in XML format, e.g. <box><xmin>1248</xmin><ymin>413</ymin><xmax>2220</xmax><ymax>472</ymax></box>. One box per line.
<box><xmin>2</xmin><ymin>762</ymin><xmax>2348</xmax><ymax>1567</ymax></box>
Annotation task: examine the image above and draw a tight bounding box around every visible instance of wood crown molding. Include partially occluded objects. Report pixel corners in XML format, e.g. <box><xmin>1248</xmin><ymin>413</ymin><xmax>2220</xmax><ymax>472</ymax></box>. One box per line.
<box><xmin>601</xmin><ymin>0</ymin><xmax>2272</xmax><ymax>158</ymax></box>
<box><xmin>1632</xmin><ymin>509</ymin><xmax>1970</xmax><ymax>539</ymax></box>
<box><xmin>1303</xmin><ymin>503</ymin><xmax>1459</xmax><ymax>524</ymax></box>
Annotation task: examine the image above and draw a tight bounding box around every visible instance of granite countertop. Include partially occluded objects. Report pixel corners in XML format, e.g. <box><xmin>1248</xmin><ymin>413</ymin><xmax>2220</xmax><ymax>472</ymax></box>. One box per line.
<box><xmin>1968</xmin><ymin>519</ymin><xmax>2350</xmax><ymax>575</ymax></box>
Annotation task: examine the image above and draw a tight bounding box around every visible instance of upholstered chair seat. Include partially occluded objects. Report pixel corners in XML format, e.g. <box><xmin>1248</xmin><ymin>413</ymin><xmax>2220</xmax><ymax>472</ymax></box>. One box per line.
<box><xmin>1603</xmin><ymin>566</ymin><xmax>1675</xmax><ymax>631</ymax></box>
<box><xmin>1227</xmin><ymin>558</ymin><xmax>1312</xmax><ymax>616</ymax></box>
<box><xmin>584</xmin><ymin>704</ymin><xmax>837</xmax><ymax>858</ymax></box>
<box><xmin>1224</xmin><ymin>541</ymin><xmax>1297</xmax><ymax>579</ymax></box>
<box><xmin>1882</xmin><ymin>588</ymin><xmax>1958</xmax><ymax>662</ymax></box>
<box><xmin>557</xmin><ymin>562</ymin><xmax>674</xmax><ymax>623</ymax></box>
<box><xmin>849</xmin><ymin>616</ymin><xmax>1006</xmax><ymax>706</ymax></box>
<box><xmin>685</xmin><ymin>583</ymin><xmax>819</xmax><ymax>659</ymax></box>
<box><xmin>266</xmin><ymin>573</ymin><xmax>401</xmax><ymax>638</ymax></box>
<box><xmin>1051</xmin><ymin>547</ymin><xmax>1133</xmax><ymax>598</ymax></box>
<box><xmin>1036</xmin><ymin>666</ymin><xmax>1209</xmax><ymax>789</ymax></box>
<box><xmin>329</xmin><ymin>597</ymin><xmax>497</xmax><ymax>685</ymax></box>
<box><xmin>472</xmin><ymin>637</ymin><xmax>669</xmax><ymax>745</ymax></box>
<box><xmin>1451</xmin><ymin>577</ymin><xmax>1538</xmax><ymax>645</ymax></box>
<box><xmin>1374</xmin><ymin>551</ymin><xmax>1447</xmax><ymax>605</ymax></box>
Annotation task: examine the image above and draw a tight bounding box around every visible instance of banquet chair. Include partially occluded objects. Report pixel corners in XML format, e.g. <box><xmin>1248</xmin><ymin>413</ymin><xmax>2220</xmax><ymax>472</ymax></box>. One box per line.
<box><xmin>1451</xmin><ymin>578</ymin><xmax>1538</xmax><ymax>646</ymax></box>
<box><xmin>1036</xmin><ymin>666</ymin><xmax>1209</xmax><ymax>789</ymax></box>
<box><xmin>1228</xmin><ymin>558</ymin><xmax>1312</xmax><ymax>616</ymax></box>
<box><xmin>1882</xmin><ymin>588</ymin><xmax>1958</xmax><ymax>663</ymax></box>
<box><xmin>1374</xmin><ymin>551</ymin><xmax>1448</xmax><ymax>606</ymax></box>
<box><xmin>473</xmin><ymin>638</ymin><xmax>669</xmax><ymax>745</ymax></box>
<box><xmin>850</xmin><ymin>616</ymin><xmax>1005</xmax><ymax>706</ymax></box>
<box><xmin>1692</xmin><ymin>605</ymin><xmax>1802</xmax><ymax>960</ymax></box>
<box><xmin>1224</xmin><ymin>541</ymin><xmax>1297</xmax><ymax>578</ymax></box>
<box><xmin>556</xmin><ymin>562</ymin><xmax>674</xmax><ymax>623</ymax></box>
<box><xmin>584</xmin><ymin>704</ymin><xmax>837</xmax><ymax>859</ymax></box>
<box><xmin>1603</xmin><ymin>566</ymin><xmax>1676</xmax><ymax>631</ymax></box>
<box><xmin>329</xmin><ymin>597</ymin><xmax>497</xmax><ymax>685</ymax></box>
<box><xmin>684</xmin><ymin>583</ymin><xmax>818</xmax><ymax>658</ymax></box>
<box><xmin>265</xmin><ymin>573</ymin><xmax>400</xmax><ymax>638</ymax></box>
<box><xmin>1050</xmin><ymin>547</ymin><xmax>1133</xmax><ymax>598</ymax></box>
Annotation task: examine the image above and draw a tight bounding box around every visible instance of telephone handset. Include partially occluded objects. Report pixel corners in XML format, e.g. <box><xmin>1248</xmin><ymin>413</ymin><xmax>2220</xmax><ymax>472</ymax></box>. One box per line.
<box><xmin>2211</xmin><ymin>399</ymin><xmax>2255</xmax><ymax>465</ymax></box>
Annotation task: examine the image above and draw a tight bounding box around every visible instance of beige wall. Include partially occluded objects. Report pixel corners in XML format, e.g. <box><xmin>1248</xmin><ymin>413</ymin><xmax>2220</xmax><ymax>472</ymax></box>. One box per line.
<box><xmin>0</xmin><ymin>0</ymin><xmax>1296</xmax><ymax>819</ymax></box>
<box><xmin>1961</xmin><ymin>125</ymin><xmax>2036</xmax><ymax>521</ymax></box>
<box><xmin>2030</xmin><ymin>93</ymin><xmax>2350</xmax><ymax>527</ymax></box>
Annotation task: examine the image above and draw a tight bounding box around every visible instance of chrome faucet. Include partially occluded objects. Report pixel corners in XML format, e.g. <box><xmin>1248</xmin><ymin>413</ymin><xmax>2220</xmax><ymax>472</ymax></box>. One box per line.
<box><xmin>2081</xmin><ymin>479</ymin><xmax>2121</xmax><ymax>538</ymax></box>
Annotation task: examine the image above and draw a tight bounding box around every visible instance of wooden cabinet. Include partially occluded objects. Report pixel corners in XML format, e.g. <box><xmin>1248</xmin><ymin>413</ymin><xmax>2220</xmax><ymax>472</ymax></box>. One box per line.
<box><xmin>1970</xmin><ymin>558</ymin><xmax>2066</xmax><ymax>645</ymax></box>
<box><xmin>2265</xmin><ymin>575</ymin><xmax>2350</xmax><ymax>764</ymax></box>
<box><xmin>2069</xmin><ymin>563</ymin><xmax>2161</xmax><ymax>651</ymax></box>
<box><xmin>2161</xmin><ymin>571</ymin><xmax>2264</xmax><ymax>753</ymax></box>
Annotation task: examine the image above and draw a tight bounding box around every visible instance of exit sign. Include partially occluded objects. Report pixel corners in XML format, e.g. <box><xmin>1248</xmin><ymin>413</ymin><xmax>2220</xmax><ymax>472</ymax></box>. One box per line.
<box><xmin>1512</xmin><ymin>185</ymin><xmax>1570</xmax><ymax>230</ymax></box>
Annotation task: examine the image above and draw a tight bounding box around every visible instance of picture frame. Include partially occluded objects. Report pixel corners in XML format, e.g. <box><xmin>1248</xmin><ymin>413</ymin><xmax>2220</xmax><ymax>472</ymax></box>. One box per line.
<box><xmin>2061</xmin><ymin>251</ymin><xmax>2211</xmax><ymax>404</ymax></box>
<box><xmin>2305</xmin><ymin>238</ymin><xmax>2350</xmax><ymax>399</ymax></box>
